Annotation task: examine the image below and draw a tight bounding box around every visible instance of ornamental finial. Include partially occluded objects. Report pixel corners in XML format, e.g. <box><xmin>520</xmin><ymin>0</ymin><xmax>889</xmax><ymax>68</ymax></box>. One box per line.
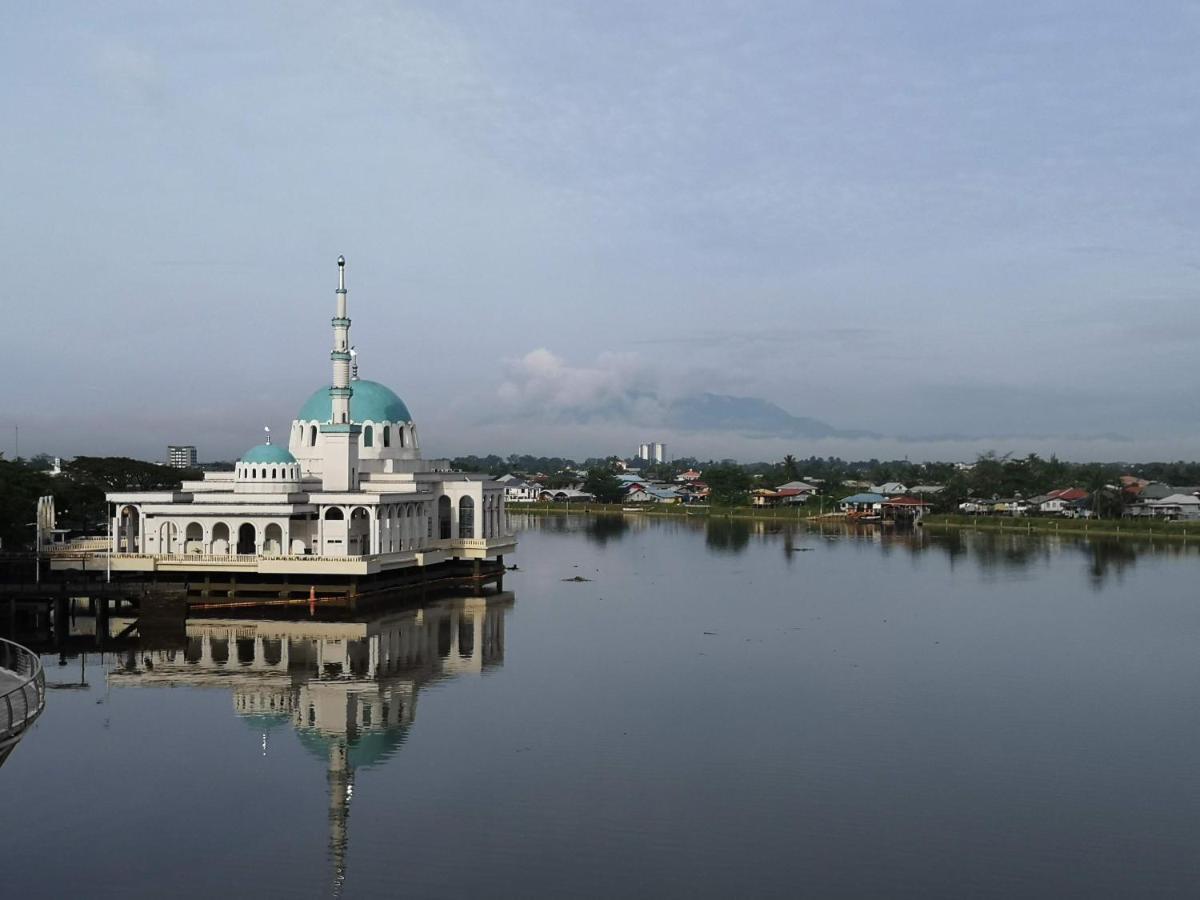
<box><xmin>337</xmin><ymin>255</ymin><xmax>346</xmax><ymax>290</ymax></box>
<box><xmin>264</xmin><ymin>425</ymin><xmax>271</xmax><ymax>445</ymax></box>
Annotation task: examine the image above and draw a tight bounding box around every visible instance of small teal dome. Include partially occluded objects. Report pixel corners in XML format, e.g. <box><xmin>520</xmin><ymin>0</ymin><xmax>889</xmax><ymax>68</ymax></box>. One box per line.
<box><xmin>297</xmin><ymin>380</ymin><xmax>412</xmax><ymax>423</ymax></box>
<box><xmin>241</xmin><ymin>443</ymin><xmax>297</xmax><ymax>464</ymax></box>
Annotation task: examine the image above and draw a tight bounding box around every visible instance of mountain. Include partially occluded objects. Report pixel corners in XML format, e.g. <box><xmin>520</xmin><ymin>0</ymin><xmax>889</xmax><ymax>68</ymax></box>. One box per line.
<box><xmin>664</xmin><ymin>393</ymin><xmax>877</xmax><ymax>439</ymax></box>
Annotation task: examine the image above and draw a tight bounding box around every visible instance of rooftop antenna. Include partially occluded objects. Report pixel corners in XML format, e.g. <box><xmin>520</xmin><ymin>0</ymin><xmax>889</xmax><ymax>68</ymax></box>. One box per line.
<box><xmin>350</xmin><ymin>346</ymin><xmax>358</xmax><ymax>381</ymax></box>
<box><xmin>264</xmin><ymin>425</ymin><xmax>271</xmax><ymax>445</ymax></box>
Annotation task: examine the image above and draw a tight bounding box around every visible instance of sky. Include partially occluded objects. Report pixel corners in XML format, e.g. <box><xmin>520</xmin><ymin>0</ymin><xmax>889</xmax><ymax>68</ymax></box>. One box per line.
<box><xmin>4</xmin><ymin>1</ymin><xmax>1200</xmax><ymax>464</ymax></box>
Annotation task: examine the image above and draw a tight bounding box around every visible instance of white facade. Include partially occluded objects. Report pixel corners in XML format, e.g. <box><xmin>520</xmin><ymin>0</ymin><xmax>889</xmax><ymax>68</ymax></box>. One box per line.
<box><xmin>99</xmin><ymin>258</ymin><xmax>515</xmax><ymax>577</ymax></box>
<box><xmin>502</xmin><ymin>479</ymin><xmax>540</xmax><ymax>503</ymax></box>
<box><xmin>637</xmin><ymin>441</ymin><xmax>666</xmax><ymax>464</ymax></box>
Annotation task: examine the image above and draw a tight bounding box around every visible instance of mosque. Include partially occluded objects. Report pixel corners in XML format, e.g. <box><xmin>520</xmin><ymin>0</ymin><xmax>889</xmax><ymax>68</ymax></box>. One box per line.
<box><xmin>102</xmin><ymin>257</ymin><xmax>515</xmax><ymax>579</ymax></box>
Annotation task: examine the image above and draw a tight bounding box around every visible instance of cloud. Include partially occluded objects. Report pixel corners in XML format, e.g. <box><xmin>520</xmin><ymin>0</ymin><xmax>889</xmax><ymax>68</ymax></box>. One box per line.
<box><xmin>495</xmin><ymin>348</ymin><xmax>663</xmax><ymax>424</ymax></box>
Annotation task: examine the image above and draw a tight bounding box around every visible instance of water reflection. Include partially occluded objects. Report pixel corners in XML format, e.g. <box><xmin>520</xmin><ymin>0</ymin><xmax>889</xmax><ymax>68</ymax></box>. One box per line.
<box><xmin>516</xmin><ymin>512</ymin><xmax>1199</xmax><ymax>588</ymax></box>
<box><xmin>107</xmin><ymin>593</ymin><xmax>513</xmax><ymax>894</ymax></box>
<box><xmin>704</xmin><ymin>518</ymin><xmax>751</xmax><ymax>554</ymax></box>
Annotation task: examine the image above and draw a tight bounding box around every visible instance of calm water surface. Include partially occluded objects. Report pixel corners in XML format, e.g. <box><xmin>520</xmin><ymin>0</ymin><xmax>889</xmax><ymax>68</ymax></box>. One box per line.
<box><xmin>6</xmin><ymin>516</ymin><xmax>1200</xmax><ymax>898</ymax></box>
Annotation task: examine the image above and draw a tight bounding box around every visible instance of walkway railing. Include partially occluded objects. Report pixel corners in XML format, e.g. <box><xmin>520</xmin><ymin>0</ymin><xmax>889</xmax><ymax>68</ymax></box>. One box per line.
<box><xmin>0</xmin><ymin>637</ymin><xmax>46</xmax><ymax>750</ymax></box>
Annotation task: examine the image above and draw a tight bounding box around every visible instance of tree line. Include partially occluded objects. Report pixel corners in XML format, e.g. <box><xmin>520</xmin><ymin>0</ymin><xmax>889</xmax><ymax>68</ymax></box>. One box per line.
<box><xmin>0</xmin><ymin>455</ymin><xmax>199</xmax><ymax>550</ymax></box>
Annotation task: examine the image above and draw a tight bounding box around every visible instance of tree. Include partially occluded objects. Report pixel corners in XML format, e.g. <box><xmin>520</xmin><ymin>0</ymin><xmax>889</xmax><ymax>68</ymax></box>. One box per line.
<box><xmin>584</xmin><ymin>467</ymin><xmax>624</xmax><ymax>503</ymax></box>
<box><xmin>704</xmin><ymin>464</ymin><xmax>751</xmax><ymax>506</ymax></box>
<box><xmin>546</xmin><ymin>470</ymin><xmax>577</xmax><ymax>489</ymax></box>
<box><xmin>782</xmin><ymin>454</ymin><xmax>800</xmax><ymax>483</ymax></box>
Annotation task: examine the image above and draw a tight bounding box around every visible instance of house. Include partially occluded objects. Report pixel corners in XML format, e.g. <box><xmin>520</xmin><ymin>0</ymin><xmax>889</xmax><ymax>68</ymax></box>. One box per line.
<box><xmin>675</xmin><ymin>469</ymin><xmax>702</xmax><ymax>483</ymax></box>
<box><xmin>991</xmin><ymin>498</ymin><xmax>1031</xmax><ymax>516</ymax></box>
<box><xmin>908</xmin><ymin>484</ymin><xmax>944</xmax><ymax>496</ymax></box>
<box><xmin>871</xmin><ymin>482</ymin><xmax>908</xmax><ymax>496</ymax></box>
<box><xmin>1037</xmin><ymin>488</ymin><xmax>1088</xmax><ymax>515</ymax></box>
<box><xmin>1126</xmin><ymin>483</ymin><xmax>1199</xmax><ymax>517</ymax></box>
<box><xmin>502</xmin><ymin>479</ymin><xmax>541</xmax><ymax>504</ymax></box>
<box><xmin>839</xmin><ymin>492</ymin><xmax>885</xmax><ymax>514</ymax></box>
<box><xmin>775</xmin><ymin>488</ymin><xmax>811</xmax><ymax>505</ymax></box>
<box><xmin>1144</xmin><ymin>494</ymin><xmax>1200</xmax><ymax>520</ymax></box>
<box><xmin>881</xmin><ymin>496</ymin><xmax>931</xmax><ymax>522</ymax></box>
<box><xmin>775</xmin><ymin>480</ymin><xmax>818</xmax><ymax>494</ymax></box>
<box><xmin>625</xmin><ymin>484</ymin><xmax>681</xmax><ymax>504</ymax></box>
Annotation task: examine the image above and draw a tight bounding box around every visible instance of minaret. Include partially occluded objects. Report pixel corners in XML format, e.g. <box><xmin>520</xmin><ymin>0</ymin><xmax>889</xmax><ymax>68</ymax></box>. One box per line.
<box><xmin>319</xmin><ymin>255</ymin><xmax>362</xmax><ymax>493</ymax></box>
<box><xmin>330</xmin><ymin>256</ymin><xmax>353</xmax><ymax>424</ymax></box>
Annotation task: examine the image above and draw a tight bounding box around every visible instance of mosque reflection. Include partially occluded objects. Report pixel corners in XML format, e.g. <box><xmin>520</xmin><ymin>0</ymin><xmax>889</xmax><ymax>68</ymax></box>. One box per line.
<box><xmin>107</xmin><ymin>592</ymin><xmax>513</xmax><ymax>892</ymax></box>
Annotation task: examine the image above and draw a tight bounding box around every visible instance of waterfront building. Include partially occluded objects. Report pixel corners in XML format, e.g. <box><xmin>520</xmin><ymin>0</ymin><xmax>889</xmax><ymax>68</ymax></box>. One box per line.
<box><xmin>97</xmin><ymin>258</ymin><xmax>515</xmax><ymax>578</ymax></box>
<box><xmin>167</xmin><ymin>445</ymin><xmax>198</xmax><ymax>468</ymax></box>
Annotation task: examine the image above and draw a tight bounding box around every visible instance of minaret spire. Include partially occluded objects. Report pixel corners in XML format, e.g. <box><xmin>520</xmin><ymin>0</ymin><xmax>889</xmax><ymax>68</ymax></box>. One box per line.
<box><xmin>329</xmin><ymin>255</ymin><xmax>353</xmax><ymax>425</ymax></box>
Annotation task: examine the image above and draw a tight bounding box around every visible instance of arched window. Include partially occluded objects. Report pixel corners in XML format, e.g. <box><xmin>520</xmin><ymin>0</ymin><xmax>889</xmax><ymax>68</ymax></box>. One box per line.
<box><xmin>250</xmin><ymin>468</ymin><xmax>256</xmax><ymax>479</ymax></box>
<box><xmin>324</xmin><ymin>507</ymin><xmax>344</xmax><ymax>520</ymax></box>
<box><xmin>383</xmin><ymin>426</ymin><xmax>391</xmax><ymax>447</ymax></box>
<box><xmin>236</xmin><ymin>523</ymin><xmax>256</xmax><ymax>555</ymax></box>
<box><xmin>364</xmin><ymin>425</ymin><xmax>374</xmax><ymax>448</ymax></box>
<box><xmin>459</xmin><ymin>496</ymin><xmax>475</xmax><ymax>539</ymax></box>
<box><xmin>399</xmin><ymin>426</ymin><xmax>406</xmax><ymax>448</ymax></box>
<box><xmin>310</xmin><ymin>425</ymin><xmax>317</xmax><ymax>446</ymax></box>
<box><xmin>271</xmin><ymin>468</ymin><xmax>277</xmax><ymax>479</ymax></box>
<box><xmin>264</xmin><ymin>523</ymin><xmax>283</xmax><ymax>555</ymax></box>
<box><xmin>438</xmin><ymin>496</ymin><xmax>452</xmax><ymax>540</ymax></box>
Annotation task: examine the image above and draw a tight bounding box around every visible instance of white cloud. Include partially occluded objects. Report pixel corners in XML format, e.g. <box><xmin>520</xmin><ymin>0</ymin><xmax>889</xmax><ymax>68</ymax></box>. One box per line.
<box><xmin>495</xmin><ymin>348</ymin><xmax>663</xmax><ymax>423</ymax></box>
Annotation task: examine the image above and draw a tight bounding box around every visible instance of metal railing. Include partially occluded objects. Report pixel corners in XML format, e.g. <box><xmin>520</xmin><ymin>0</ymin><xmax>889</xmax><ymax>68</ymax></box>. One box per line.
<box><xmin>0</xmin><ymin>637</ymin><xmax>46</xmax><ymax>747</ymax></box>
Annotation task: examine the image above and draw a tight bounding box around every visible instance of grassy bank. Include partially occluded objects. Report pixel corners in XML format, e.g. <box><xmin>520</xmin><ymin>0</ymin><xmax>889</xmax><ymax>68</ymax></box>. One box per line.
<box><xmin>512</xmin><ymin>502</ymin><xmax>831</xmax><ymax>523</ymax></box>
<box><xmin>922</xmin><ymin>513</ymin><xmax>1197</xmax><ymax>541</ymax></box>
<box><xmin>515</xmin><ymin>504</ymin><xmax>1199</xmax><ymax>541</ymax></box>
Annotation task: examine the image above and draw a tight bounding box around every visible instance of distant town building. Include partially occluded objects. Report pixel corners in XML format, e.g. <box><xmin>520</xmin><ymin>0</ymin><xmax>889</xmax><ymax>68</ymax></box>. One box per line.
<box><xmin>168</xmin><ymin>445</ymin><xmax>198</xmax><ymax>469</ymax></box>
<box><xmin>637</xmin><ymin>442</ymin><xmax>666</xmax><ymax>464</ymax></box>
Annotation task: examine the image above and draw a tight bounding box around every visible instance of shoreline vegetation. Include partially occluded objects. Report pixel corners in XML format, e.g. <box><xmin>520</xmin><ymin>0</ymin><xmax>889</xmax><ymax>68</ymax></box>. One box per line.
<box><xmin>514</xmin><ymin>504</ymin><xmax>1198</xmax><ymax>542</ymax></box>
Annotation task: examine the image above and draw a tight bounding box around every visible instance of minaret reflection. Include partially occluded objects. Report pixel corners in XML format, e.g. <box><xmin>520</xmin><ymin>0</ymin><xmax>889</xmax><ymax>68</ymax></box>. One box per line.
<box><xmin>107</xmin><ymin>592</ymin><xmax>514</xmax><ymax>893</ymax></box>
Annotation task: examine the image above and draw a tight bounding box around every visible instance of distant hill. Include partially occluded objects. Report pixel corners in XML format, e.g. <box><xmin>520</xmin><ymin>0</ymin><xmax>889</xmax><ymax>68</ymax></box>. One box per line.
<box><xmin>664</xmin><ymin>393</ymin><xmax>877</xmax><ymax>439</ymax></box>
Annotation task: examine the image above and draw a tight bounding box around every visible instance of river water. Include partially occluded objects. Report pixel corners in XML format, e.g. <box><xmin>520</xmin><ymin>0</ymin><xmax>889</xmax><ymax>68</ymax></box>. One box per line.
<box><xmin>5</xmin><ymin>515</ymin><xmax>1200</xmax><ymax>898</ymax></box>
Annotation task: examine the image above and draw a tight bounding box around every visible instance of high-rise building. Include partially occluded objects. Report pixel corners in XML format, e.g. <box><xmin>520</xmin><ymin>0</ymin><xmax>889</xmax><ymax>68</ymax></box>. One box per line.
<box><xmin>167</xmin><ymin>445</ymin><xmax>198</xmax><ymax>469</ymax></box>
<box><xmin>637</xmin><ymin>442</ymin><xmax>666</xmax><ymax>464</ymax></box>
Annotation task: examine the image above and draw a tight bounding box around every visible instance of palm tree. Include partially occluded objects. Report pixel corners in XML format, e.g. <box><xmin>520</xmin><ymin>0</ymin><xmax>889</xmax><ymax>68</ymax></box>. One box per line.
<box><xmin>782</xmin><ymin>454</ymin><xmax>799</xmax><ymax>482</ymax></box>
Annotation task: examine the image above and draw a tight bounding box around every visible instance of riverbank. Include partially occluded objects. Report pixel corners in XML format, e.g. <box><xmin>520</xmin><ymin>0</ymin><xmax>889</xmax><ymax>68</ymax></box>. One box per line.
<box><xmin>921</xmin><ymin>513</ymin><xmax>1197</xmax><ymax>541</ymax></box>
<box><xmin>512</xmin><ymin>502</ymin><xmax>829</xmax><ymax>524</ymax></box>
<box><xmin>514</xmin><ymin>504</ymin><xmax>1199</xmax><ymax>541</ymax></box>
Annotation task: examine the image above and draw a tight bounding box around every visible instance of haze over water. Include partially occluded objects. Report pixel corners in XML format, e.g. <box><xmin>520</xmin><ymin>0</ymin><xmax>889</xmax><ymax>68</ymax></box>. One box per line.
<box><xmin>6</xmin><ymin>516</ymin><xmax>1200</xmax><ymax>898</ymax></box>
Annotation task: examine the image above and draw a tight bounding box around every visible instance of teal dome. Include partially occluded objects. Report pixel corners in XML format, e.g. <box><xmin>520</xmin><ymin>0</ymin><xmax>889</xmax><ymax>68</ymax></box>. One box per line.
<box><xmin>296</xmin><ymin>380</ymin><xmax>412</xmax><ymax>423</ymax></box>
<box><xmin>241</xmin><ymin>443</ymin><xmax>297</xmax><ymax>464</ymax></box>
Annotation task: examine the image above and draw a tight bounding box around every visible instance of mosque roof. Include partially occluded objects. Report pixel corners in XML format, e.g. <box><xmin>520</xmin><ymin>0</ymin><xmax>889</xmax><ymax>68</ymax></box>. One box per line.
<box><xmin>241</xmin><ymin>443</ymin><xmax>297</xmax><ymax>464</ymax></box>
<box><xmin>297</xmin><ymin>380</ymin><xmax>412</xmax><ymax>423</ymax></box>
